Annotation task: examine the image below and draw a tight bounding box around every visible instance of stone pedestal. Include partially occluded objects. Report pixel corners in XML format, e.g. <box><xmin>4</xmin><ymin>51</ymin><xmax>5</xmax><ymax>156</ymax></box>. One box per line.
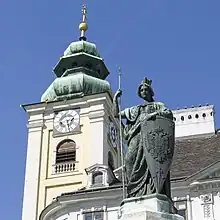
<box><xmin>118</xmin><ymin>194</ymin><xmax>184</xmax><ymax>220</ymax></box>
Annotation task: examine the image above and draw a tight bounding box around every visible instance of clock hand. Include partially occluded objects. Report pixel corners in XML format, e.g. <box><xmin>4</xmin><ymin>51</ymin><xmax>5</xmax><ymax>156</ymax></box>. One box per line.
<box><xmin>66</xmin><ymin>119</ymin><xmax>70</xmax><ymax>131</ymax></box>
<box><xmin>68</xmin><ymin>117</ymin><xmax>75</xmax><ymax>126</ymax></box>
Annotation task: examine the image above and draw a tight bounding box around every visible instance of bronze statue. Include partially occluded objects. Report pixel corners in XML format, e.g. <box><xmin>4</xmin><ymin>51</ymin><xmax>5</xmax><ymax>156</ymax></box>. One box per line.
<box><xmin>113</xmin><ymin>77</ymin><xmax>175</xmax><ymax>200</ymax></box>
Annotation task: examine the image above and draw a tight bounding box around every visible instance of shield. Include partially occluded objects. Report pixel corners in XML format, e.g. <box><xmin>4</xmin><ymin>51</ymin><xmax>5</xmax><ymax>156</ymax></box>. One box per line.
<box><xmin>141</xmin><ymin>116</ymin><xmax>175</xmax><ymax>193</ymax></box>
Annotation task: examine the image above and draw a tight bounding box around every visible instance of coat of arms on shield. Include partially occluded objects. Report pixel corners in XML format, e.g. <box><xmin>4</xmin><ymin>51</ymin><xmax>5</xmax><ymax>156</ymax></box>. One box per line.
<box><xmin>142</xmin><ymin>116</ymin><xmax>175</xmax><ymax>193</ymax></box>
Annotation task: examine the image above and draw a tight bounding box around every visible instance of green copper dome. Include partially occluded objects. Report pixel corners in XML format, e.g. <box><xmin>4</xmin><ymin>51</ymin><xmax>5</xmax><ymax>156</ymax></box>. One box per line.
<box><xmin>41</xmin><ymin>4</ymin><xmax>111</xmax><ymax>102</ymax></box>
<box><xmin>41</xmin><ymin>69</ymin><xmax>110</xmax><ymax>102</ymax></box>
<box><xmin>41</xmin><ymin>39</ymin><xmax>110</xmax><ymax>102</ymax></box>
<box><xmin>64</xmin><ymin>40</ymin><xmax>100</xmax><ymax>57</ymax></box>
<box><xmin>53</xmin><ymin>40</ymin><xmax>109</xmax><ymax>79</ymax></box>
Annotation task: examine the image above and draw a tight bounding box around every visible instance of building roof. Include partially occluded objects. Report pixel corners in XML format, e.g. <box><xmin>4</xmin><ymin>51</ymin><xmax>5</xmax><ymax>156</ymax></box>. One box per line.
<box><xmin>171</xmin><ymin>133</ymin><xmax>220</xmax><ymax>179</ymax></box>
<box><xmin>45</xmin><ymin>132</ymin><xmax>220</xmax><ymax>207</ymax></box>
<box><xmin>60</xmin><ymin>183</ymin><xmax>124</xmax><ymax>197</ymax></box>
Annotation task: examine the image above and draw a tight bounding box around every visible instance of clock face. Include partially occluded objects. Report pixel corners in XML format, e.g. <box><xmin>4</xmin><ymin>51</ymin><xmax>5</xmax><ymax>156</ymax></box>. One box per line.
<box><xmin>110</xmin><ymin>122</ymin><xmax>118</xmax><ymax>148</ymax></box>
<box><xmin>54</xmin><ymin>109</ymin><xmax>80</xmax><ymax>134</ymax></box>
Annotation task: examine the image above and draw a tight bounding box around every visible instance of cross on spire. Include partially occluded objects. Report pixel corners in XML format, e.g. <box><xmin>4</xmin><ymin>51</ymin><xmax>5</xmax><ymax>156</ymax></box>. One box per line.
<box><xmin>79</xmin><ymin>4</ymin><xmax>88</xmax><ymax>41</ymax></box>
<box><xmin>81</xmin><ymin>4</ymin><xmax>87</xmax><ymax>23</ymax></box>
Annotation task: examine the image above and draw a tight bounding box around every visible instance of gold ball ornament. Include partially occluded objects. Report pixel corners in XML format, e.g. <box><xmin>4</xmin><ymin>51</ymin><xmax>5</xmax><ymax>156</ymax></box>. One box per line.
<box><xmin>79</xmin><ymin>22</ymin><xmax>88</xmax><ymax>31</ymax></box>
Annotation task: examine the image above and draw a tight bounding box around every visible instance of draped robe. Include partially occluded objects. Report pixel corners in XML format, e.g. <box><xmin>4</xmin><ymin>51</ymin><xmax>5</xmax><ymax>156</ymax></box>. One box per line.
<box><xmin>122</xmin><ymin>101</ymin><xmax>173</xmax><ymax>198</ymax></box>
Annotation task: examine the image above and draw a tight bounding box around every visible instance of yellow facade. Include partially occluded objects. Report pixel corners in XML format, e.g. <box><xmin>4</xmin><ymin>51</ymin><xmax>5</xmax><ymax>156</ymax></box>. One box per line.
<box><xmin>22</xmin><ymin>93</ymin><xmax>121</xmax><ymax>220</ymax></box>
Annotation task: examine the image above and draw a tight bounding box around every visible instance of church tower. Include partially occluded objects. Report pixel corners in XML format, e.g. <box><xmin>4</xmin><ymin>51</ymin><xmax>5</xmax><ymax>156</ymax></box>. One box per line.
<box><xmin>21</xmin><ymin>5</ymin><xmax>122</xmax><ymax>220</ymax></box>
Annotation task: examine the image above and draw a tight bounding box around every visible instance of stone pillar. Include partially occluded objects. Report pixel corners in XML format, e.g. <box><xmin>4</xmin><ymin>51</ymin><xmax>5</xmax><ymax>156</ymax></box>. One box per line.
<box><xmin>118</xmin><ymin>194</ymin><xmax>184</xmax><ymax>220</ymax></box>
<box><xmin>88</xmin><ymin>110</ymin><xmax>105</xmax><ymax>166</ymax></box>
<box><xmin>22</xmin><ymin>116</ymin><xmax>44</xmax><ymax>220</ymax></box>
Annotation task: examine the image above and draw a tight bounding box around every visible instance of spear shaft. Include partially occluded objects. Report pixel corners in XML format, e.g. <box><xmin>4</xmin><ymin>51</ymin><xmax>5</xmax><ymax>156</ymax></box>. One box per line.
<box><xmin>117</xmin><ymin>66</ymin><xmax>126</xmax><ymax>199</ymax></box>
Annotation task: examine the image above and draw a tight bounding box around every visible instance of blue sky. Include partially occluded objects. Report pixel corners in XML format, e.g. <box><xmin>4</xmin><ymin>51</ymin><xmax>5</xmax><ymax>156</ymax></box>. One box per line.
<box><xmin>1</xmin><ymin>0</ymin><xmax>220</xmax><ymax>219</ymax></box>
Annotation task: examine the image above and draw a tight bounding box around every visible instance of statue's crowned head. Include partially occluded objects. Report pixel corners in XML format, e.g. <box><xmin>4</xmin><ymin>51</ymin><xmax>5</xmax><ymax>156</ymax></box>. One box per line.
<box><xmin>138</xmin><ymin>77</ymin><xmax>154</xmax><ymax>101</ymax></box>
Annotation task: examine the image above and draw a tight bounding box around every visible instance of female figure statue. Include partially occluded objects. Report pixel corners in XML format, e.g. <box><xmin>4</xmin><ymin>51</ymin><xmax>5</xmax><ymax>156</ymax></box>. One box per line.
<box><xmin>113</xmin><ymin>77</ymin><xmax>173</xmax><ymax>199</ymax></box>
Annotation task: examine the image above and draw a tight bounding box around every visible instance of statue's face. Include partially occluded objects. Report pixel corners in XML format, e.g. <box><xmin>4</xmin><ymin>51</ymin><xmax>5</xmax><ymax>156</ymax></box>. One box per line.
<box><xmin>140</xmin><ymin>84</ymin><xmax>152</xmax><ymax>101</ymax></box>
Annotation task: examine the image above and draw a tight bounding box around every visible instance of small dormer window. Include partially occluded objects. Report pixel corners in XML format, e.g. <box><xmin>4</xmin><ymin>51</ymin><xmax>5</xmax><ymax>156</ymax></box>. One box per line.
<box><xmin>92</xmin><ymin>171</ymin><xmax>103</xmax><ymax>185</ymax></box>
<box><xmin>85</xmin><ymin>165</ymin><xmax>111</xmax><ymax>188</ymax></box>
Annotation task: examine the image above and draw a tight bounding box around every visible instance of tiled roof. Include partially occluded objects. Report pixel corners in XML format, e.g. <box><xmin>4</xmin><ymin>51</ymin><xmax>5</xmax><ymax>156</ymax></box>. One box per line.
<box><xmin>55</xmin><ymin>134</ymin><xmax>220</xmax><ymax>201</ymax></box>
<box><xmin>171</xmin><ymin>133</ymin><xmax>220</xmax><ymax>179</ymax></box>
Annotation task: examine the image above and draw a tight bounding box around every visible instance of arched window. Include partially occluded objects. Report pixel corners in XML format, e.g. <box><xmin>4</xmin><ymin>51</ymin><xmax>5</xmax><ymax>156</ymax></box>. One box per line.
<box><xmin>56</xmin><ymin>139</ymin><xmax>76</xmax><ymax>164</ymax></box>
<box><xmin>108</xmin><ymin>151</ymin><xmax>115</xmax><ymax>170</ymax></box>
<box><xmin>92</xmin><ymin>171</ymin><xmax>103</xmax><ymax>185</ymax></box>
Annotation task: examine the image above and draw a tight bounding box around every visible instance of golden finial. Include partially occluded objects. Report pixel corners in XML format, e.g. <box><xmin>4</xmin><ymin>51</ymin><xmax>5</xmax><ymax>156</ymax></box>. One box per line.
<box><xmin>79</xmin><ymin>4</ymin><xmax>88</xmax><ymax>41</ymax></box>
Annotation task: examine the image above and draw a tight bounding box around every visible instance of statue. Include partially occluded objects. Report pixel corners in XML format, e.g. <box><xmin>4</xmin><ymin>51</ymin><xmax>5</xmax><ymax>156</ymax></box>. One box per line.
<box><xmin>113</xmin><ymin>77</ymin><xmax>175</xmax><ymax>200</ymax></box>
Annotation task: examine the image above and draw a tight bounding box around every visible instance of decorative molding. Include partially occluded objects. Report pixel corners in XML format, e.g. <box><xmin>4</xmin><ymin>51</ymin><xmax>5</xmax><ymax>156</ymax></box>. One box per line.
<box><xmin>201</xmin><ymin>170</ymin><xmax>220</xmax><ymax>180</ymax></box>
<box><xmin>27</xmin><ymin>121</ymin><xmax>45</xmax><ymax>130</ymax></box>
<box><xmin>85</xmin><ymin>164</ymin><xmax>108</xmax><ymax>174</ymax></box>
<box><xmin>203</xmin><ymin>204</ymin><xmax>212</xmax><ymax>219</ymax></box>
<box><xmin>190</xmin><ymin>179</ymin><xmax>220</xmax><ymax>191</ymax></box>
<box><xmin>200</xmin><ymin>193</ymin><xmax>214</xmax><ymax>219</ymax></box>
<box><xmin>56</xmin><ymin>214</ymin><xmax>70</xmax><ymax>220</ymax></box>
<box><xmin>25</xmin><ymin>106</ymin><xmax>46</xmax><ymax>115</ymax></box>
<box><xmin>43</xmin><ymin>113</ymin><xmax>54</xmax><ymax>120</ymax></box>
<box><xmin>173</xmin><ymin>196</ymin><xmax>187</xmax><ymax>202</ymax></box>
<box><xmin>200</xmin><ymin>193</ymin><xmax>213</xmax><ymax>204</ymax></box>
<box><xmin>88</xmin><ymin>110</ymin><xmax>105</xmax><ymax>120</ymax></box>
<box><xmin>81</xmin><ymin>206</ymin><xmax>104</xmax><ymax>214</ymax></box>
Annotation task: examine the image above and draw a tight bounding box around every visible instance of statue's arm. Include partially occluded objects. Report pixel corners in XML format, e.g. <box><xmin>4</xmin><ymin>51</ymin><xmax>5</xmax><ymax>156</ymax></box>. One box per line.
<box><xmin>113</xmin><ymin>89</ymin><xmax>126</xmax><ymax>119</ymax></box>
